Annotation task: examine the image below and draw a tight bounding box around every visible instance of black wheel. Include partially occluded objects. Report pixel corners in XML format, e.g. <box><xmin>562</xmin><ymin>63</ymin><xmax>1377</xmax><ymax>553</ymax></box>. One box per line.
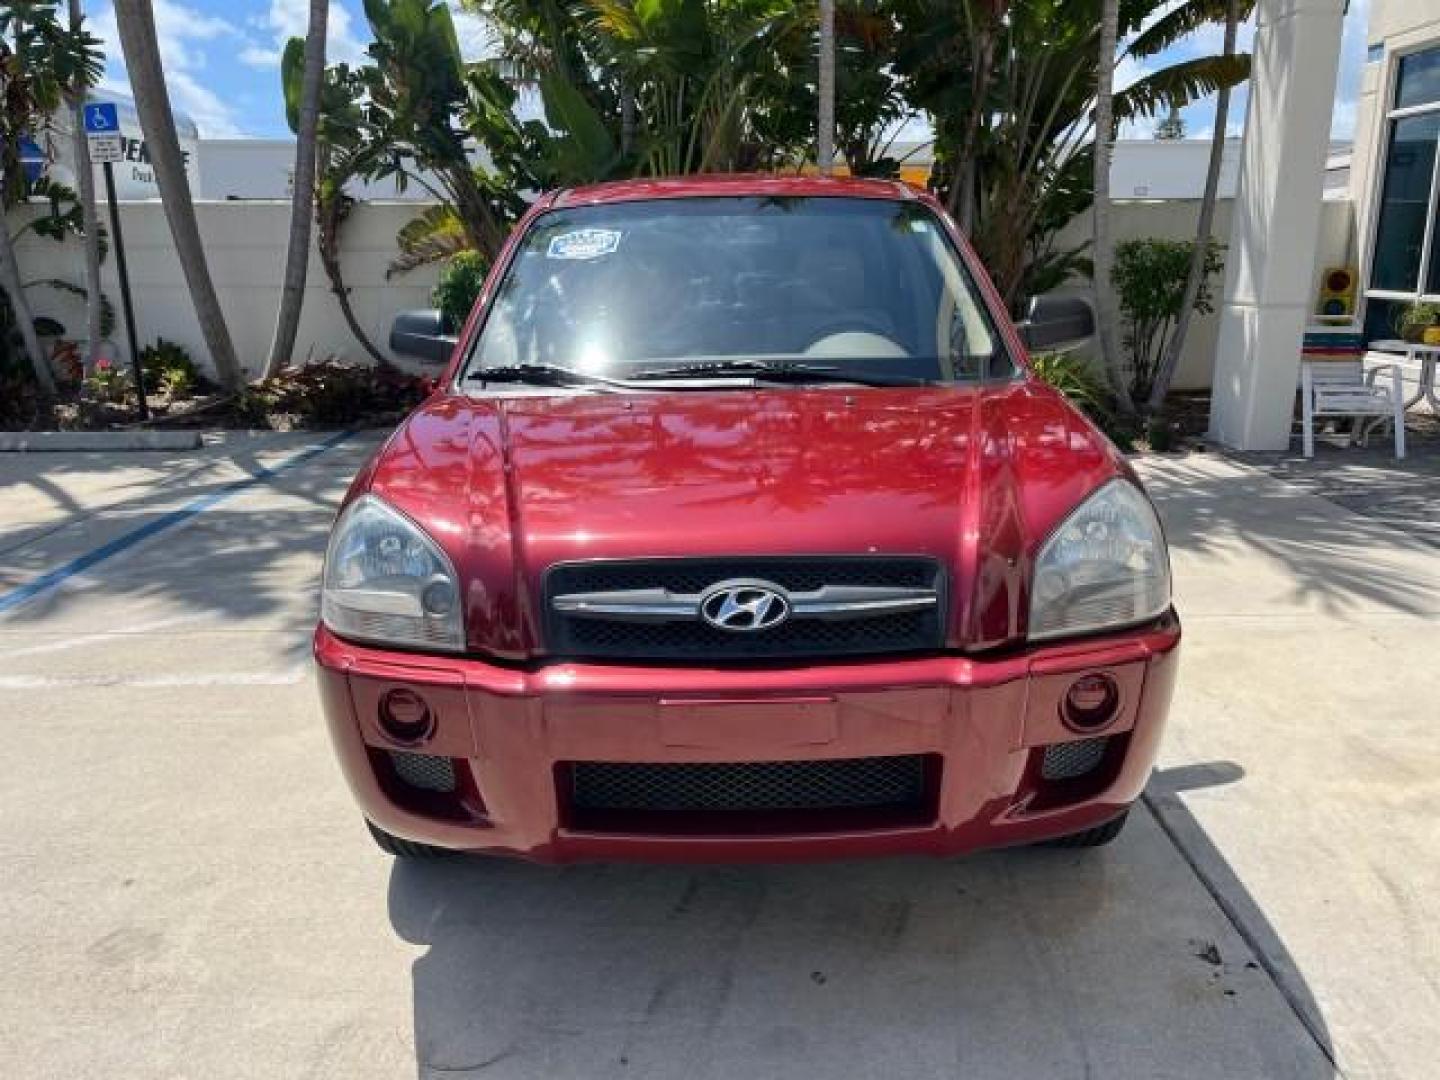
<box><xmin>1045</xmin><ymin>809</ymin><xmax>1130</xmax><ymax>849</ymax></box>
<box><xmin>366</xmin><ymin>820</ymin><xmax>449</xmax><ymax>859</ymax></box>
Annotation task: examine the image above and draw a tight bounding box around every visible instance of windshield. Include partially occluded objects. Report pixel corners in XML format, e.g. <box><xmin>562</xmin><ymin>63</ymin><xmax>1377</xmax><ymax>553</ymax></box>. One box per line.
<box><xmin>464</xmin><ymin>196</ymin><xmax>1013</xmax><ymax>385</ymax></box>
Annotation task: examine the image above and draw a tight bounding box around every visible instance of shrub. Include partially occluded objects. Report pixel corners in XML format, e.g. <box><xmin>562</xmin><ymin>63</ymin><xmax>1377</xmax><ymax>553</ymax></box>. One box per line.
<box><xmin>246</xmin><ymin>359</ymin><xmax>430</xmax><ymax>427</ymax></box>
<box><xmin>140</xmin><ymin>338</ymin><xmax>205</xmax><ymax>399</ymax></box>
<box><xmin>1029</xmin><ymin>351</ymin><xmax>1109</xmax><ymax>420</ymax></box>
<box><xmin>1111</xmin><ymin>237</ymin><xmax>1224</xmax><ymax>403</ymax></box>
<box><xmin>82</xmin><ymin>358</ymin><xmax>131</xmax><ymax>404</ymax></box>
<box><xmin>431</xmin><ymin>251</ymin><xmax>489</xmax><ymax>332</ymax></box>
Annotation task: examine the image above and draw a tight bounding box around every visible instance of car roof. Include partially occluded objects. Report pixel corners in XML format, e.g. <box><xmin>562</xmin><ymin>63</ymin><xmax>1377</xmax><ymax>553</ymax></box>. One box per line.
<box><xmin>550</xmin><ymin>173</ymin><xmax>921</xmax><ymax>209</ymax></box>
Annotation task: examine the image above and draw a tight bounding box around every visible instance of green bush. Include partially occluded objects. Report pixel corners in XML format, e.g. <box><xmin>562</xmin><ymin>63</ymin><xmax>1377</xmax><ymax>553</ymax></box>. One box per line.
<box><xmin>246</xmin><ymin>360</ymin><xmax>430</xmax><ymax>427</ymax></box>
<box><xmin>1111</xmin><ymin>237</ymin><xmax>1224</xmax><ymax>403</ymax></box>
<box><xmin>432</xmin><ymin>251</ymin><xmax>489</xmax><ymax>332</ymax></box>
<box><xmin>1030</xmin><ymin>351</ymin><xmax>1109</xmax><ymax>419</ymax></box>
<box><xmin>140</xmin><ymin>338</ymin><xmax>205</xmax><ymax>399</ymax></box>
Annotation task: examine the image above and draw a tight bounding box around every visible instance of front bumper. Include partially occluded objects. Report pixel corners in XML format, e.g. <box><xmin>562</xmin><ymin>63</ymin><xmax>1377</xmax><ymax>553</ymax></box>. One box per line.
<box><xmin>314</xmin><ymin>616</ymin><xmax>1180</xmax><ymax>863</ymax></box>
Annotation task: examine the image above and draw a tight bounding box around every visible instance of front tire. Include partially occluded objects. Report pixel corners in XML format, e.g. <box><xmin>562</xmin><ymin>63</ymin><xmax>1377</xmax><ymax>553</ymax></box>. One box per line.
<box><xmin>1045</xmin><ymin>809</ymin><xmax>1130</xmax><ymax>849</ymax></box>
<box><xmin>366</xmin><ymin>820</ymin><xmax>449</xmax><ymax>859</ymax></box>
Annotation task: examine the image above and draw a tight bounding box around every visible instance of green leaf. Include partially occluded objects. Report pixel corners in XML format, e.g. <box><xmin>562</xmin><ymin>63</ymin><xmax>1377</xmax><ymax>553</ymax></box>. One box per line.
<box><xmin>1116</xmin><ymin>53</ymin><xmax>1252</xmax><ymax>121</ymax></box>
<box><xmin>281</xmin><ymin>37</ymin><xmax>306</xmax><ymax>135</ymax></box>
<box><xmin>539</xmin><ymin>69</ymin><xmax>619</xmax><ymax>181</ymax></box>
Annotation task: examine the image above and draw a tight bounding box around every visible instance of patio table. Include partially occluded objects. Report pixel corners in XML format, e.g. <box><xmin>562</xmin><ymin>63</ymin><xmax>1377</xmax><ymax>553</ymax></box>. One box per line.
<box><xmin>1368</xmin><ymin>339</ymin><xmax>1440</xmax><ymax>412</ymax></box>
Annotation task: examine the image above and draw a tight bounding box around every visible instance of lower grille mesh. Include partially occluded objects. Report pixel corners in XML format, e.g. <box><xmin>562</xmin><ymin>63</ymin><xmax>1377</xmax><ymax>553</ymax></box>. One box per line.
<box><xmin>571</xmin><ymin>755</ymin><xmax>927</xmax><ymax>813</ymax></box>
<box><xmin>389</xmin><ymin>750</ymin><xmax>456</xmax><ymax>793</ymax></box>
<box><xmin>1041</xmin><ymin>737</ymin><xmax>1109</xmax><ymax>781</ymax></box>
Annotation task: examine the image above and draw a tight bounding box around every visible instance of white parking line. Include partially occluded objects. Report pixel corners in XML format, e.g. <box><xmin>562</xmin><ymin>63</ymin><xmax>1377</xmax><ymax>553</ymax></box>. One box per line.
<box><xmin>0</xmin><ymin>612</ymin><xmax>215</xmax><ymax>658</ymax></box>
<box><xmin>0</xmin><ymin>667</ymin><xmax>309</xmax><ymax>689</ymax></box>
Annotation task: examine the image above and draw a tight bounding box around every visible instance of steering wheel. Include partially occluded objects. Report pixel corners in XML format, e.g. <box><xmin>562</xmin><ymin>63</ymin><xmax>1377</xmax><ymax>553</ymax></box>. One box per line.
<box><xmin>802</xmin><ymin>314</ymin><xmax>907</xmax><ymax>358</ymax></box>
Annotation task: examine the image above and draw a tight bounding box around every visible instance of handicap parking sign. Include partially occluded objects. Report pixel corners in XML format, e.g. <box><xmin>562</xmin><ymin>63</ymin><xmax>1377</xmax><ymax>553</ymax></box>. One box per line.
<box><xmin>83</xmin><ymin>102</ymin><xmax>120</xmax><ymax>134</ymax></box>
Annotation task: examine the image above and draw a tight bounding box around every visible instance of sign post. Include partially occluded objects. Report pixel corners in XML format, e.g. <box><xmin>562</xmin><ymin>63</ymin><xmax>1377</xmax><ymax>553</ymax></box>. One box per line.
<box><xmin>85</xmin><ymin>103</ymin><xmax>147</xmax><ymax>421</ymax></box>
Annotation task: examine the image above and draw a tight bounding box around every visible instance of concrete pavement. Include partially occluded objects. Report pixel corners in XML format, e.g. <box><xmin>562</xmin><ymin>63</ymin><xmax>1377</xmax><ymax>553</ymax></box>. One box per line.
<box><xmin>0</xmin><ymin>435</ymin><xmax>1432</xmax><ymax>1078</ymax></box>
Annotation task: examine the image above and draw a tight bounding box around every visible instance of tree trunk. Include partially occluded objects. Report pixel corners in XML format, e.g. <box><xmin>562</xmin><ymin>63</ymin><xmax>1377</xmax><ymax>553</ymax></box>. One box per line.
<box><xmin>318</xmin><ymin>208</ymin><xmax>387</xmax><ymax>367</ymax></box>
<box><xmin>817</xmin><ymin>0</ymin><xmax>835</xmax><ymax>174</ymax></box>
<box><xmin>67</xmin><ymin>0</ymin><xmax>105</xmax><ymax>371</ymax></box>
<box><xmin>1091</xmin><ymin>0</ymin><xmax>1132</xmax><ymax>414</ymax></box>
<box><xmin>264</xmin><ymin>0</ymin><xmax>328</xmax><ymax>378</ymax></box>
<box><xmin>953</xmin><ymin>27</ymin><xmax>994</xmax><ymax>232</ymax></box>
<box><xmin>1146</xmin><ymin>0</ymin><xmax>1240</xmax><ymax>415</ymax></box>
<box><xmin>620</xmin><ymin>84</ymin><xmax>636</xmax><ymax>158</ymax></box>
<box><xmin>112</xmin><ymin>0</ymin><xmax>244</xmax><ymax>390</ymax></box>
<box><xmin>0</xmin><ymin>217</ymin><xmax>55</xmax><ymax>396</ymax></box>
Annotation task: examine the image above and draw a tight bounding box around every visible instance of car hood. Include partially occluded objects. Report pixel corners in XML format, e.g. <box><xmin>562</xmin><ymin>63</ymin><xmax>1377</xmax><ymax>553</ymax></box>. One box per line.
<box><xmin>359</xmin><ymin>384</ymin><xmax>1125</xmax><ymax>657</ymax></box>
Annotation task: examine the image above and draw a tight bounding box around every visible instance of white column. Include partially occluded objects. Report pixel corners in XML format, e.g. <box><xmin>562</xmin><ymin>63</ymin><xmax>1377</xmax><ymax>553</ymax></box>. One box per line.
<box><xmin>1208</xmin><ymin>0</ymin><xmax>1346</xmax><ymax>453</ymax></box>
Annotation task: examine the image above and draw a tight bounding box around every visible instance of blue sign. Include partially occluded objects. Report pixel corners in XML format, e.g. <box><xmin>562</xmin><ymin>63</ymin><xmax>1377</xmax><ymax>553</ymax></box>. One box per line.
<box><xmin>83</xmin><ymin>102</ymin><xmax>120</xmax><ymax>134</ymax></box>
<box><xmin>19</xmin><ymin>136</ymin><xmax>45</xmax><ymax>185</ymax></box>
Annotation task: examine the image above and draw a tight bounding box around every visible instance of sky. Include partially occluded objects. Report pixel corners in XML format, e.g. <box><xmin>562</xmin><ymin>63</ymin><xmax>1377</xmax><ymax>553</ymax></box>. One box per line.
<box><xmin>86</xmin><ymin>0</ymin><xmax>1372</xmax><ymax>145</ymax></box>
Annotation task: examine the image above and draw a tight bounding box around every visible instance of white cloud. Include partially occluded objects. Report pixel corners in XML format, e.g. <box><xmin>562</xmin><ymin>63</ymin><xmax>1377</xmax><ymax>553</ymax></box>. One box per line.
<box><xmin>239</xmin><ymin>44</ymin><xmax>282</xmax><ymax>68</ymax></box>
<box><xmin>242</xmin><ymin>0</ymin><xmax>369</xmax><ymax>69</ymax></box>
<box><xmin>90</xmin><ymin>0</ymin><xmax>249</xmax><ymax>137</ymax></box>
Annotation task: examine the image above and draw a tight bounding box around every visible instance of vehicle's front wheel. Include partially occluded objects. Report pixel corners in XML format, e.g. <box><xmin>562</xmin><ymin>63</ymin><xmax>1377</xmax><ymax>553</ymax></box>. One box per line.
<box><xmin>1045</xmin><ymin>809</ymin><xmax>1130</xmax><ymax>849</ymax></box>
<box><xmin>366</xmin><ymin>820</ymin><xmax>449</xmax><ymax>859</ymax></box>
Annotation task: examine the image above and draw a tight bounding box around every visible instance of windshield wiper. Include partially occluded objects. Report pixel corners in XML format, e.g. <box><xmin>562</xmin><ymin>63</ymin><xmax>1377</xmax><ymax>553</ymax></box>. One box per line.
<box><xmin>463</xmin><ymin>363</ymin><xmax>629</xmax><ymax>389</ymax></box>
<box><xmin>630</xmin><ymin>359</ymin><xmax>928</xmax><ymax>387</ymax></box>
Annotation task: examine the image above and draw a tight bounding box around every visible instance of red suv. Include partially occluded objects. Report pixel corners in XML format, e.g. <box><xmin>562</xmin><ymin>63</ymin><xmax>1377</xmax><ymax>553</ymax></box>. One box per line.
<box><xmin>315</xmin><ymin>175</ymin><xmax>1178</xmax><ymax>863</ymax></box>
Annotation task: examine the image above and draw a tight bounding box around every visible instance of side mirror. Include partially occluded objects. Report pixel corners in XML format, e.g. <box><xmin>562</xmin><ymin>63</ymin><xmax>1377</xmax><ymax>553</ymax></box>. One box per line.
<box><xmin>390</xmin><ymin>309</ymin><xmax>457</xmax><ymax>365</ymax></box>
<box><xmin>1017</xmin><ymin>294</ymin><xmax>1095</xmax><ymax>352</ymax></box>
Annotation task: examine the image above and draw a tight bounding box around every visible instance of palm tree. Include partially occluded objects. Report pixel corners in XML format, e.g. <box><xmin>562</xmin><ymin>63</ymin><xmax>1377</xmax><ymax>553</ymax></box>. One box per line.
<box><xmin>1091</xmin><ymin>0</ymin><xmax>1131</xmax><ymax>413</ymax></box>
<box><xmin>1147</xmin><ymin>0</ymin><xmax>1245</xmax><ymax>413</ymax></box>
<box><xmin>112</xmin><ymin>0</ymin><xmax>243</xmax><ymax>391</ymax></box>
<box><xmin>1</xmin><ymin>0</ymin><xmax>102</xmax><ymax>399</ymax></box>
<box><xmin>287</xmin><ymin>55</ymin><xmax>388</xmax><ymax>364</ymax></box>
<box><xmin>65</xmin><ymin>0</ymin><xmax>103</xmax><ymax>371</ymax></box>
<box><xmin>264</xmin><ymin>0</ymin><xmax>328</xmax><ymax>378</ymax></box>
<box><xmin>817</xmin><ymin>0</ymin><xmax>835</xmax><ymax>174</ymax></box>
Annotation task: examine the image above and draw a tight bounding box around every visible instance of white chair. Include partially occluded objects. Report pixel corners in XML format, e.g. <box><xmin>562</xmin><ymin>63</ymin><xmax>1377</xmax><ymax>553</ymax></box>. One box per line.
<box><xmin>1299</xmin><ymin>355</ymin><xmax>1406</xmax><ymax>460</ymax></box>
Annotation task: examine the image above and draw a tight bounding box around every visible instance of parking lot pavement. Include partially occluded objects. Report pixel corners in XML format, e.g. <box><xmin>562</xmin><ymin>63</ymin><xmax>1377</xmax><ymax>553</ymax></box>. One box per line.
<box><xmin>0</xmin><ymin>434</ymin><xmax>1425</xmax><ymax>1079</ymax></box>
<box><xmin>1137</xmin><ymin>453</ymin><xmax>1440</xmax><ymax>1080</ymax></box>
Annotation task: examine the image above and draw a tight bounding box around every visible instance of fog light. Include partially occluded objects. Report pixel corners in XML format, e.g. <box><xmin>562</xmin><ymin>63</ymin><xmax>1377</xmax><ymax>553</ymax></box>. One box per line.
<box><xmin>379</xmin><ymin>688</ymin><xmax>433</xmax><ymax>743</ymax></box>
<box><xmin>1062</xmin><ymin>673</ymin><xmax>1119</xmax><ymax>731</ymax></box>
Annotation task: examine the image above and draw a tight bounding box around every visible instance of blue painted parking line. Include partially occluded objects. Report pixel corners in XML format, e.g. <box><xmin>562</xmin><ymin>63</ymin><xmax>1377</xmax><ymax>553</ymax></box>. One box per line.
<box><xmin>0</xmin><ymin>431</ymin><xmax>355</xmax><ymax>616</ymax></box>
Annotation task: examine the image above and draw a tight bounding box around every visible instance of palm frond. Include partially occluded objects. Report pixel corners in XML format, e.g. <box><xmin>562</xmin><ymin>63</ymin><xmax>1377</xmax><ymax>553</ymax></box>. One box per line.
<box><xmin>388</xmin><ymin>204</ymin><xmax>470</xmax><ymax>277</ymax></box>
<box><xmin>1115</xmin><ymin>53</ymin><xmax>1251</xmax><ymax>121</ymax></box>
<box><xmin>1128</xmin><ymin>0</ymin><xmax>1254</xmax><ymax>59</ymax></box>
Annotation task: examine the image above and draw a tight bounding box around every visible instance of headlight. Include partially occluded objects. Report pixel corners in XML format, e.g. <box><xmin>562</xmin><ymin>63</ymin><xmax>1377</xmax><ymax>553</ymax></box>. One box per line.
<box><xmin>1029</xmin><ymin>479</ymin><xmax>1171</xmax><ymax>641</ymax></box>
<box><xmin>321</xmin><ymin>495</ymin><xmax>464</xmax><ymax>651</ymax></box>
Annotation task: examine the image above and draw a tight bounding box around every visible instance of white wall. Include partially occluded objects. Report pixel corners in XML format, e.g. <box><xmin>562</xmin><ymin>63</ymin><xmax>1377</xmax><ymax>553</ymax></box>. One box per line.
<box><xmin>14</xmin><ymin>200</ymin><xmax>442</xmax><ymax>379</ymax></box>
<box><xmin>11</xmin><ymin>195</ymin><xmax>1354</xmax><ymax>390</ymax></box>
<box><xmin>1051</xmin><ymin>197</ymin><xmax>1355</xmax><ymax>390</ymax></box>
<box><xmin>197</xmin><ymin>140</ymin><xmax>438</xmax><ymax>203</ymax></box>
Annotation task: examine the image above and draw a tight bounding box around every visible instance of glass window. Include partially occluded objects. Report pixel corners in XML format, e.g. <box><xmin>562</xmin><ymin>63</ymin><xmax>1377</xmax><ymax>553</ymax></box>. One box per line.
<box><xmin>467</xmin><ymin>197</ymin><xmax>1012</xmax><ymax>385</ymax></box>
<box><xmin>1370</xmin><ymin>113</ymin><xmax>1439</xmax><ymax>291</ymax></box>
<box><xmin>1396</xmin><ymin>47</ymin><xmax>1440</xmax><ymax>110</ymax></box>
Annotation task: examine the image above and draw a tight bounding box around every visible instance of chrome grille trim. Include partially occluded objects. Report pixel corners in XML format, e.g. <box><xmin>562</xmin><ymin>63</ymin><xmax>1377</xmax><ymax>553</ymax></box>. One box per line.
<box><xmin>552</xmin><ymin>584</ymin><xmax>939</xmax><ymax>622</ymax></box>
<box><xmin>543</xmin><ymin>556</ymin><xmax>947</xmax><ymax>661</ymax></box>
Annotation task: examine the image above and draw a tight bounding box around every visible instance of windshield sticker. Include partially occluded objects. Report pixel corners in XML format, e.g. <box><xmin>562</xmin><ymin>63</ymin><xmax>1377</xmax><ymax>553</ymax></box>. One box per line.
<box><xmin>547</xmin><ymin>229</ymin><xmax>622</xmax><ymax>261</ymax></box>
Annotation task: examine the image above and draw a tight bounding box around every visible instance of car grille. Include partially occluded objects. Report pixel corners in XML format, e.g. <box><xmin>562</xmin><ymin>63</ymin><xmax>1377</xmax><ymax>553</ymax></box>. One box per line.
<box><xmin>570</xmin><ymin>755</ymin><xmax>929</xmax><ymax>814</ymax></box>
<box><xmin>388</xmin><ymin>750</ymin><xmax>457</xmax><ymax>793</ymax></box>
<box><xmin>544</xmin><ymin>556</ymin><xmax>946</xmax><ymax>661</ymax></box>
<box><xmin>1040</xmin><ymin>737</ymin><xmax>1109</xmax><ymax>781</ymax></box>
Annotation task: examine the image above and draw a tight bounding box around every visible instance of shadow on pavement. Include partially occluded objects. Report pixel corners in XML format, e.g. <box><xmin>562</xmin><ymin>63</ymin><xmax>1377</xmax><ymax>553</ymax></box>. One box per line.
<box><xmin>0</xmin><ymin>436</ymin><xmax>380</xmax><ymax>649</ymax></box>
<box><xmin>1142</xmin><ymin>455</ymin><xmax>1440</xmax><ymax>616</ymax></box>
<box><xmin>388</xmin><ymin>770</ymin><xmax>1336</xmax><ymax>1080</ymax></box>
